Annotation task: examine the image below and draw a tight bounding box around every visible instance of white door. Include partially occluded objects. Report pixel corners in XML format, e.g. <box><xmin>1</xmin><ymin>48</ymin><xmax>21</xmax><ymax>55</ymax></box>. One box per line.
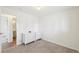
<box><xmin>0</xmin><ymin>16</ymin><xmax>13</xmax><ymax>43</ymax></box>
<box><xmin>0</xmin><ymin>16</ymin><xmax>9</xmax><ymax>43</ymax></box>
<box><xmin>7</xmin><ymin>17</ymin><xmax>13</xmax><ymax>42</ymax></box>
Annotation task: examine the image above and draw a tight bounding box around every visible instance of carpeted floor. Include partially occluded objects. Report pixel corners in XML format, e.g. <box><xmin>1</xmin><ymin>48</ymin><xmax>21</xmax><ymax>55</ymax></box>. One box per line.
<box><xmin>2</xmin><ymin>38</ymin><xmax>16</xmax><ymax>50</ymax></box>
<box><xmin>2</xmin><ymin>40</ymin><xmax>78</xmax><ymax>53</ymax></box>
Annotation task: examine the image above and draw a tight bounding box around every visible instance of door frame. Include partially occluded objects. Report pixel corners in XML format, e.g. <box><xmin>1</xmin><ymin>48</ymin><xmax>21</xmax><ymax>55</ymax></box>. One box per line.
<box><xmin>1</xmin><ymin>14</ymin><xmax>17</xmax><ymax>46</ymax></box>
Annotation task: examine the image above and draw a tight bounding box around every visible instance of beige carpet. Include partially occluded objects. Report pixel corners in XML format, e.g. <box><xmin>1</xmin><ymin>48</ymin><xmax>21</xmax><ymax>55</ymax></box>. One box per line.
<box><xmin>2</xmin><ymin>40</ymin><xmax>78</xmax><ymax>53</ymax></box>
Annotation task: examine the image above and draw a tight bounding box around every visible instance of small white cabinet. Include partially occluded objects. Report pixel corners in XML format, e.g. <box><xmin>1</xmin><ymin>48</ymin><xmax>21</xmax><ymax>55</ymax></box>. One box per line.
<box><xmin>22</xmin><ymin>28</ymin><xmax>36</xmax><ymax>44</ymax></box>
<box><xmin>22</xmin><ymin>24</ymin><xmax>41</xmax><ymax>45</ymax></box>
<box><xmin>22</xmin><ymin>32</ymin><xmax>41</xmax><ymax>44</ymax></box>
<box><xmin>35</xmin><ymin>33</ymin><xmax>41</xmax><ymax>39</ymax></box>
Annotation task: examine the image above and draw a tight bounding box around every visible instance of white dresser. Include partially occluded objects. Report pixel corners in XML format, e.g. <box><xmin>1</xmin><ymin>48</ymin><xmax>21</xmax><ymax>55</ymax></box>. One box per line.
<box><xmin>22</xmin><ymin>29</ymin><xmax>36</xmax><ymax>44</ymax></box>
<box><xmin>22</xmin><ymin>32</ymin><xmax>41</xmax><ymax>45</ymax></box>
<box><xmin>22</xmin><ymin>25</ymin><xmax>41</xmax><ymax>45</ymax></box>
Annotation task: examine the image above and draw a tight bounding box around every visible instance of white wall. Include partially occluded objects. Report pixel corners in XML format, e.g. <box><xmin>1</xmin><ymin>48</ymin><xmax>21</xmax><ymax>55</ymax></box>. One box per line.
<box><xmin>1</xmin><ymin>6</ymin><xmax>79</xmax><ymax>51</ymax></box>
<box><xmin>0</xmin><ymin>7</ymin><xmax>39</xmax><ymax>45</ymax></box>
<box><xmin>39</xmin><ymin>8</ymin><xmax>79</xmax><ymax>51</ymax></box>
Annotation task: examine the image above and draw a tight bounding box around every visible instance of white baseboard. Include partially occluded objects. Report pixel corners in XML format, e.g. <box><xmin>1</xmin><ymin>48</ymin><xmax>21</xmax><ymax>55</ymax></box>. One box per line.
<box><xmin>42</xmin><ymin>38</ymin><xmax>79</xmax><ymax>52</ymax></box>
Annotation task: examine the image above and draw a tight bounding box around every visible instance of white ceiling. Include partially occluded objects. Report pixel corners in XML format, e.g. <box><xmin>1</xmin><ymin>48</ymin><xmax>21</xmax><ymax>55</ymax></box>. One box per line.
<box><xmin>2</xmin><ymin>6</ymin><xmax>79</xmax><ymax>17</ymax></box>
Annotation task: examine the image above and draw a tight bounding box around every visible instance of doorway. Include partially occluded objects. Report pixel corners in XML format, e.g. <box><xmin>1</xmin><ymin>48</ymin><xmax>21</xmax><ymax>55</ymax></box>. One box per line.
<box><xmin>1</xmin><ymin>15</ymin><xmax>17</xmax><ymax>50</ymax></box>
<box><xmin>12</xmin><ymin>16</ymin><xmax>16</xmax><ymax>47</ymax></box>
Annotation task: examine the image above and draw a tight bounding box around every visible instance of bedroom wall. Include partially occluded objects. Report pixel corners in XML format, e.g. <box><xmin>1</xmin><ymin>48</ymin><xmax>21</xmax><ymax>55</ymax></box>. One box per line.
<box><xmin>0</xmin><ymin>7</ymin><xmax>39</xmax><ymax>45</ymax></box>
<box><xmin>39</xmin><ymin>7</ymin><xmax>79</xmax><ymax>51</ymax></box>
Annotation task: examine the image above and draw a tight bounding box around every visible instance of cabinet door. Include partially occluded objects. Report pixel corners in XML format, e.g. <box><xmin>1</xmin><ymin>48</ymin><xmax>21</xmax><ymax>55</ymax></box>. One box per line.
<box><xmin>25</xmin><ymin>28</ymin><xmax>35</xmax><ymax>44</ymax></box>
<box><xmin>27</xmin><ymin>31</ymin><xmax>35</xmax><ymax>43</ymax></box>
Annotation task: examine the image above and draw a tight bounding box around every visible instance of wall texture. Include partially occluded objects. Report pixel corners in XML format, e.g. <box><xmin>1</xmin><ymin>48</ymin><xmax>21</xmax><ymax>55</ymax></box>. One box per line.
<box><xmin>39</xmin><ymin>8</ymin><xmax>79</xmax><ymax>51</ymax></box>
